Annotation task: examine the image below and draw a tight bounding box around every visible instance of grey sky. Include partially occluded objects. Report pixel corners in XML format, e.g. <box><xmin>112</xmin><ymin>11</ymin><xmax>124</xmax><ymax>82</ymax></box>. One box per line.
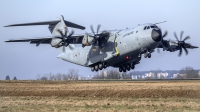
<box><xmin>0</xmin><ymin>0</ymin><xmax>200</xmax><ymax>80</ymax></box>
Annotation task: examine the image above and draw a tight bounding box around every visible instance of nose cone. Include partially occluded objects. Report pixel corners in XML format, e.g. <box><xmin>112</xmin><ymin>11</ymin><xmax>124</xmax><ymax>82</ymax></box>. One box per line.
<box><xmin>151</xmin><ymin>29</ymin><xmax>162</xmax><ymax>42</ymax></box>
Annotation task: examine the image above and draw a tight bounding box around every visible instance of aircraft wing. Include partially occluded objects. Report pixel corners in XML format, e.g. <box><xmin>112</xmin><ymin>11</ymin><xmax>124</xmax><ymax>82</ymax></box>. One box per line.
<box><xmin>5</xmin><ymin>35</ymin><xmax>84</xmax><ymax>46</ymax></box>
<box><xmin>5</xmin><ymin>37</ymin><xmax>52</xmax><ymax>46</ymax></box>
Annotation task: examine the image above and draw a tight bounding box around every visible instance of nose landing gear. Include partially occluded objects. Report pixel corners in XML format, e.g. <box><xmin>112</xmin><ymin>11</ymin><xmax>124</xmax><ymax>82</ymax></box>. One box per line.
<box><xmin>144</xmin><ymin>53</ymin><xmax>151</xmax><ymax>58</ymax></box>
<box><xmin>144</xmin><ymin>49</ymin><xmax>154</xmax><ymax>58</ymax></box>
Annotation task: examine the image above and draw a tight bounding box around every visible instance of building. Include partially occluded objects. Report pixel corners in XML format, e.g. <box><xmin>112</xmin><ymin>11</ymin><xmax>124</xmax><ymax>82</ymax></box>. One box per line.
<box><xmin>131</xmin><ymin>75</ymin><xmax>138</xmax><ymax>79</ymax></box>
<box><xmin>198</xmin><ymin>71</ymin><xmax>200</xmax><ymax>77</ymax></box>
<box><xmin>145</xmin><ymin>72</ymin><xmax>155</xmax><ymax>78</ymax></box>
<box><xmin>157</xmin><ymin>72</ymin><xmax>169</xmax><ymax>79</ymax></box>
<box><xmin>173</xmin><ymin>73</ymin><xmax>178</xmax><ymax>79</ymax></box>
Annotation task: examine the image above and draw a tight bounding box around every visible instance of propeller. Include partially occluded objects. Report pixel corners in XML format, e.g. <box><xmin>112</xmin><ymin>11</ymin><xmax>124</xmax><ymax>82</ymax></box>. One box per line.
<box><xmin>57</xmin><ymin>29</ymin><xmax>74</xmax><ymax>52</ymax></box>
<box><xmin>89</xmin><ymin>24</ymin><xmax>102</xmax><ymax>46</ymax></box>
<box><xmin>173</xmin><ymin>31</ymin><xmax>198</xmax><ymax>56</ymax></box>
<box><xmin>58</xmin><ymin>29</ymin><xmax>74</xmax><ymax>46</ymax></box>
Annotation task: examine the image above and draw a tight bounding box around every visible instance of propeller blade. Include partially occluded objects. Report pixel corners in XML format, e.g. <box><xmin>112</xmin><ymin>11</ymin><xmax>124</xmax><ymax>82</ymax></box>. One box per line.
<box><xmin>183</xmin><ymin>46</ymin><xmax>188</xmax><ymax>55</ymax></box>
<box><xmin>183</xmin><ymin>36</ymin><xmax>190</xmax><ymax>41</ymax></box>
<box><xmin>67</xmin><ymin>29</ymin><xmax>74</xmax><ymax>38</ymax></box>
<box><xmin>183</xmin><ymin>43</ymin><xmax>199</xmax><ymax>49</ymax></box>
<box><xmin>97</xmin><ymin>24</ymin><xmax>101</xmax><ymax>34</ymax></box>
<box><xmin>189</xmin><ymin>46</ymin><xmax>199</xmax><ymax>49</ymax></box>
<box><xmin>62</xmin><ymin>46</ymin><xmax>65</xmax><ymax>52</ymax></box>
<box><xmin>157</xmin><ymin>48</ymin><xmax>160</xmax><ymax>53</ymax></box>
<box><xmin>180</xmin><ymin>31</ymin><xmax>184</xmax><ymax>41</ymax></box>
<box><xmin>90</xmin><ymin>25</ymin><xmax>95</xmax><ymax>35</ymax></box>
<box><xmin>160</xmin><ymin>42</ymin><xmax>167</xmax><ymax>51</ymax></box>
<box><xmin>178</xmin><ymin>47</ymin><xmax>182</xmax><ymax>57</ymax></box>
<box><xmin>186</xmin><ymin>43</ymin><xmax>199</xmax><ymax>49</ymax></box>
<box><xmin>162</xmin><ymin>30</ymin><xmax>168</xmax><ymax>38</ymax></box>
<box><xmin>173</xmin><ymin>32</ymin><xmax>179</xmax><ymax>41</ymax></box>
<box><xmin>85</xmin><ymin>32</ymin><xmax>89</xmax><ymax>38</ymax></box>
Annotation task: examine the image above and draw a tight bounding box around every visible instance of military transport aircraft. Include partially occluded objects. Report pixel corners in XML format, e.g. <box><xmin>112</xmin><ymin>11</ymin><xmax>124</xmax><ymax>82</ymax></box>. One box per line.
<box><xmin>4</xmin><ymin>15</ymin><xmax>199</xmax><ymax>72</ymax></box>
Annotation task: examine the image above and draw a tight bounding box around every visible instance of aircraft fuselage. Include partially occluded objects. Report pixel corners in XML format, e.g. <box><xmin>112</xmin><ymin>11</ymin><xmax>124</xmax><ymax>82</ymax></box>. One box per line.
<box><xmin>57</xmin><ymin>23</ymin><xmax>162</xmax><ymax>71</ymax></box>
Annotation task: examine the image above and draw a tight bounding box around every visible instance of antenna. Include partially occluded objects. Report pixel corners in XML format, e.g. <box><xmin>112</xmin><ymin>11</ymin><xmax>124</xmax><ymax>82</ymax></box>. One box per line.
<box><xmin>155</xmin><ymin>21</ymin><xmax>167</xmax><ymax>25</ymax></box>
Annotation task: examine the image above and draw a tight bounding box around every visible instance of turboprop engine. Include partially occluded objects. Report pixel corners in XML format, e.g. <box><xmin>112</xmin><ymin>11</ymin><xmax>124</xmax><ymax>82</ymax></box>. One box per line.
<box><xmin>82</xmin><ymin>24</ymin><xmax>110</xmax><ymax>48</ymax></box>
<box><xmin>82</xmin><ymin>34</ymin><xmax>94</xmax><ymax>47</ymax></box>
<box><xmin>51</xmin><ymin>38</ymin><xmax>62</xmax><ymax>48</ymax></box>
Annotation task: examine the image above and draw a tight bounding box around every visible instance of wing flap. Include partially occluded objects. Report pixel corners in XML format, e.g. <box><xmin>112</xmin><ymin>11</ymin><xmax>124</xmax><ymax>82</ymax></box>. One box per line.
<box><xmin>5</xmin><ymin>37</ymin><xmax>52</xmax><ymax>47</ymax></box>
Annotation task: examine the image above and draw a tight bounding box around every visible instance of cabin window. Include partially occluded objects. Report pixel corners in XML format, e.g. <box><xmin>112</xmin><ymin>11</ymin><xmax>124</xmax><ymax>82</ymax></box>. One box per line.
<box><xmin>147</xmin><ymin>26</ymin><xmax>150</xmax><ymax>29</ymax></box>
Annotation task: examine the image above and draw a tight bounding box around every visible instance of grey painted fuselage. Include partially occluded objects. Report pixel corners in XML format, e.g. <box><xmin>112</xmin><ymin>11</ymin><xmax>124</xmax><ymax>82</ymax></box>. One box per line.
<box><xmin>57</xmin><ymin>23</ymin><xmax>160</xmax><ymax>68</ymax></box>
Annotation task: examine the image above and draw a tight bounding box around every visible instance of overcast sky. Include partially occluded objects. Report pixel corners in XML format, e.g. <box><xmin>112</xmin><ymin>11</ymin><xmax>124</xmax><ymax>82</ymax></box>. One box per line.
<box><xmin>0</xmin><ymin>0</ymin><xmax>200</xmax><ymax>80</ymax></box>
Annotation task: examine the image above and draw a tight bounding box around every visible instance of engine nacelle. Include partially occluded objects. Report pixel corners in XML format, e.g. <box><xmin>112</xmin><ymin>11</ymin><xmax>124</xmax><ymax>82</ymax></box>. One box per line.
<box><xmin>82</xmin><ymin>34</ymin><xmax>94</xmax><ymax>46</ymax></box>
<box><xmin>51</xmin><ymin>38</ymin><xmax>62</xmax><ymax>48</ymax></box>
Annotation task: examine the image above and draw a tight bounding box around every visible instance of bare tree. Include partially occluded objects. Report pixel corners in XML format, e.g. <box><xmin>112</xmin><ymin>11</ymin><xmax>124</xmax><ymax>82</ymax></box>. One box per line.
<box><xmin>36</xmin><ymin>74</ymin><xmax>41</xmax><ymax>80</ymax></box>
<box><xmin>48</xmin><ymin>73</ymin><xmax>55</xmax><ymax>80</ymax></box>
<box><xmin>179</xmin><ymin>67</ymin><xmax>199</xmax><ymax>79</ymax></box>
<box><xmin>62</xmin><ymin>74</ymin><xmax>68</xmax><ymax>80</ymax></box>
<box><xmin>55</xmin><ymin>73</ymin><xmax>62</xmax><ymax>80</ymax></box>
<box><xmin>67</xmin><ymin>69</ymin><xmax>79</xmax><ymax>80</ymax></box>
<box><xmin>107</xmin><ymin>69</ymin><xmax>121</xmax><ymax>79</ymax></box>
<box><xmin>177</xmin><ymin>73</ymin><xmax>187</xmax><ymax>79</ymax></box>
<box><xmin>93</xmin><ymin>72</ymin><xmax>105</xmax><ymax>79</ymax></box>
<box><xmin>93</xmin><ymin>69</ymin><xmax>121</xmax><ymax>79</ymax></box>
<box><xmin>37</xmin><ymin>69</ymin><xmax>80</xmax><ymax>81</ymax></box>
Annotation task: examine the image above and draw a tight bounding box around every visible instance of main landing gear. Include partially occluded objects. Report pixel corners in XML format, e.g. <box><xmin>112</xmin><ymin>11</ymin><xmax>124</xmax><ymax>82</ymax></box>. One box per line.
<box><xmin>119</xmin><ymin>63</ymin><xmax>135</xmax><ymax>72</ymax></box>
<box><xmin>91</xmin><ymin>62</ymin><xmax>108</xmax><ymax>72</ymax></box>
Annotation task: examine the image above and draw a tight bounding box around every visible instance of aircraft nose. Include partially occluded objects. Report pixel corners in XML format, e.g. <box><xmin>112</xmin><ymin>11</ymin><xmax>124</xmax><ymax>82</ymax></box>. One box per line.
<box><xmin>151</xmin><ymin>29</ymin><xmax>162</xmax><ymax>42</ymax></box>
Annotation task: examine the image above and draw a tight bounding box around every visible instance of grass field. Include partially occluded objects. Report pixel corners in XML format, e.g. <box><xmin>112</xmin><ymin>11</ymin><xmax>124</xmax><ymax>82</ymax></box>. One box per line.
<box><xmin>0</xmin><ymin>80</ymin><xmax>200</xmax><ymax>112</ymax></box>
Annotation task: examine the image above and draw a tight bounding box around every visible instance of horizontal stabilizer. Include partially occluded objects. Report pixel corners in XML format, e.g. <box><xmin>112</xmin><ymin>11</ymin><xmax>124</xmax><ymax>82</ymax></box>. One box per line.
<box><xmin>4</xmin><ymin>20</ymin><xmax>85</xmax><ymax>30</ymax></box>
<box><xmin>64</xmin><ymin>20</ymin><xmax>85</xmax><ymax>30</ymax></box>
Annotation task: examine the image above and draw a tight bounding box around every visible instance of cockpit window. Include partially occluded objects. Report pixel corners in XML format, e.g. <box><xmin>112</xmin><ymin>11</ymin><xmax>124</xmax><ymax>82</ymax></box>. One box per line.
<box><xmin>144</xmin><ymin>26</ymin><xmax>156</xmax><ymax>30</ymax></box>
<box><xmin>150</xmin><ymin>26</ymin><xmax>157</xmax><ymax>28</ymax></box>
<box><xmin>144</xmin><ymin>26</ymin><xmax>147</xmax><ymax>30</ymax></box>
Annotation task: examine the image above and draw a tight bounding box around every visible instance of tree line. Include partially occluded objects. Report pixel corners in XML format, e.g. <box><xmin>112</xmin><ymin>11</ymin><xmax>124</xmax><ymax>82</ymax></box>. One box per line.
<box><xmin>4</xmin><ymin>66</ymin><xmax>200</xmax><ymax>80</ymax></box>
<box><xmin>36</xmin><ymin>69</ymin><xmax>80</xmax><ymax>80</ymax></box>
<box><xmin>92</xmin><ymin>66</ymin><xmax>200</xmax><ymax>79</ymax></box>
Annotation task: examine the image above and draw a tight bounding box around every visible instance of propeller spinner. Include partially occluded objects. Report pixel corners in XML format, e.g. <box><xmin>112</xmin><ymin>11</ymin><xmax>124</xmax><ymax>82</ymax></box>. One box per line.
<box><xmin>57</xmin><ymin>29</ymin><xmax>74</xmax><ymax>52</ymax></box>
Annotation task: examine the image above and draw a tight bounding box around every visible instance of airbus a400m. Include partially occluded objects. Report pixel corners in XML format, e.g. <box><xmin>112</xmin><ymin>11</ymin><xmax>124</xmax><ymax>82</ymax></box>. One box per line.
<box><xmin>5</xmin><ymin>15</ymin><xmax>198</xmax><ymax>72</ymax></box>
